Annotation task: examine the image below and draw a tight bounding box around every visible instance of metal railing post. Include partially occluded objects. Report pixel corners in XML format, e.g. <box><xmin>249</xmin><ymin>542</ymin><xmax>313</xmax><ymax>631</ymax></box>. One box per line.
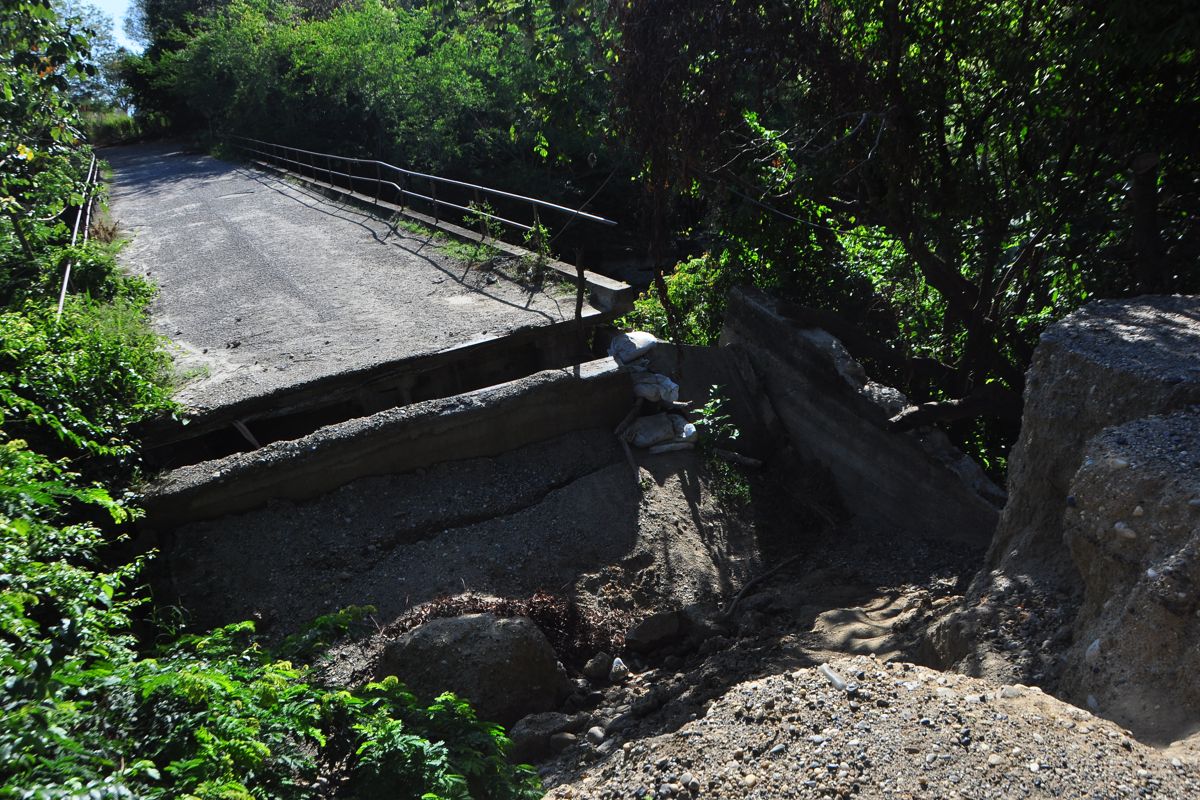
<box><xmin>430</xmin><ymin>178</ymin><xmax>438</xmax><ymax>224</ymax></box>
<box><xmin>56</xmin><ymin>152</ymin><xmax>97</xmax><ymax>322</ymax></box>
<box><xmin>374</xmin><ymin>162</ymin><xmax>381</xmax><ymax>204</ymax></box>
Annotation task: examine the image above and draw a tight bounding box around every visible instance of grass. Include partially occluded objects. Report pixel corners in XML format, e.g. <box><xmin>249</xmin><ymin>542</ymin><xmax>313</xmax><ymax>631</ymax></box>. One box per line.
<box><xmin>173</xmin><ymin>362</ymin><xmax>212</xmax><ymax>386</ymax></box>
<box><xmin>82</xmin><ymin>109</ymin><xmax>140</xmax><ymax>146</ymax></box>
<box><xmin>441</xmin><ymin>237</ymin><xmax>502</xmax><ymax>265</ymax></box>
<box><xmin>392</xmin><ymin>215</ymin><xmax>509</xmax><ymax>268</ymax></box>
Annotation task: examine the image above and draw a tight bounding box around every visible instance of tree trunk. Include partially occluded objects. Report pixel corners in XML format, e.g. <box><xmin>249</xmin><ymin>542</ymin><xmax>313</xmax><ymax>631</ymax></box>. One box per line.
<box><xmin>1132</xmin><ymin>151</ymin><xmax>1163</xmax><ymax>293</ymax></box>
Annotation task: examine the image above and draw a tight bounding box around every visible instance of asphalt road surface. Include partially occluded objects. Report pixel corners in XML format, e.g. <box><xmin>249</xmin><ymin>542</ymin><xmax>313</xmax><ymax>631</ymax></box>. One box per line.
<box><xmin>105</xmin><ymin>143</ymin><xmax>578</xmax><ymax>412</ymax></box>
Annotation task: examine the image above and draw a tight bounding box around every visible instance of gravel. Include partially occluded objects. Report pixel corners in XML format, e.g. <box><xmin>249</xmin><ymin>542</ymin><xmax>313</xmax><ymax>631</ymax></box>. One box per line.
<box><xmin>542</xmin><ymin>656</ymin><xmax>1200</xmax><ymax>799</ymax></box>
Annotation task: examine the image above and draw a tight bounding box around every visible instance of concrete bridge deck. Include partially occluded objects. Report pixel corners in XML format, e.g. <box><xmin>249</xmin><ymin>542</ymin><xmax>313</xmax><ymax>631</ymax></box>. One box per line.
<box><xmin>106</xmin><ymin>143</ymin><xmax>603</xmax><ymax>415</ymax></box>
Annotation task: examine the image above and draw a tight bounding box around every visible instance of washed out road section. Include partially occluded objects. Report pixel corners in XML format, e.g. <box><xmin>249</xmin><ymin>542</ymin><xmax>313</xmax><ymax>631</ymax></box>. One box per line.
<box><xmin>105</xmin><ymin>143</ymin><xmax>578</xmax><ymax>412</ymax></box>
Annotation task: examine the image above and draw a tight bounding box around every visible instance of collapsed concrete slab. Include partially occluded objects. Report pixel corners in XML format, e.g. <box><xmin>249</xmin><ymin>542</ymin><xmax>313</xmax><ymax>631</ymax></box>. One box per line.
<box><xmin>106</xmin><ymin>144</ymin><xmax>633</xmax><ymax>418</ymax></box>
<box><xmin>142</xmin><ymin>358</ymin><xmax>631</xmax><ymax>529</ymax></box>
<box><xmin>929</xmin><ymin>296</ymin><xmax>1200</xmax><ymax>688</ymax></box>
<box><xmin>719</xmin><ymin>287</ymin><xmax>1001</xmax><ymax>547</ymax></box>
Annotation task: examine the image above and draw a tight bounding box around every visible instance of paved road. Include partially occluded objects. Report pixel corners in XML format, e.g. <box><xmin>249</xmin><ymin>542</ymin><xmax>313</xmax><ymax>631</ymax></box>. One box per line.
<box><xmin>106</xmin><ymin>144</ymin><xmax>578</xmax><ymax>412</ymax></box>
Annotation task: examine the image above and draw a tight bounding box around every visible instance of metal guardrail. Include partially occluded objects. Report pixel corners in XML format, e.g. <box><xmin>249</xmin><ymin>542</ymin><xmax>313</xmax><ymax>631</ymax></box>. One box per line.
<box><xmin>230</xmin><ymin>136</ymin><xmax>616</xmax><ymax>244</ymax></box>
<box><xmin>56</xmin><ymin>151</ymin><xmax>98</xmax><ymax>321</ymax></box>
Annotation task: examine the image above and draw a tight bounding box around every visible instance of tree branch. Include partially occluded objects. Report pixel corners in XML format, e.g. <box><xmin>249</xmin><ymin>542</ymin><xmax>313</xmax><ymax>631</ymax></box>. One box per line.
<box><xmin>774</xmin><ymin>300</ymin><xmax>961</xmax><ymax>388</ymax></box>
<box><xmin>5</xmin><ymin>209</ymin><xmax>36</xmax><ymax>262</ymax></box>
<box><xmin>888</xmin><ymin>384</ymin><xmax>1023</xmax><ymax>431</ymax></box>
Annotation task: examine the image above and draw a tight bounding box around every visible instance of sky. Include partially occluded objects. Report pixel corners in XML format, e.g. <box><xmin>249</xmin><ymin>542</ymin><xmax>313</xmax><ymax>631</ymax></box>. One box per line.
<box><xmin>89</xmin><ymin>0</ymin><xmax>142</xmax><ymax>52</ymax></box>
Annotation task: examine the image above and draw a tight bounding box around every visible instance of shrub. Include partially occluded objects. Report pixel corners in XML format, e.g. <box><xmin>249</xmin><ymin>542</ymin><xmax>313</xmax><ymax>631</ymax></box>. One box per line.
<box><xmin>0</xmin><ymin>296</ymin><xmax>174</xmax><ymax>467</ymax></box>
<box><xmin>618</xmin><ymin>253</ymin><xmax>731</xmax><ymax>345</ymax></box>
<box><xmin>81</xmin><ymin>109</ymin><xmax>141</xmax><ymax>146</ymax></box>
<box><xmin>0</xmin><ymin>439</ymin><xmax>541</xmax><ymax>799</ymax></box>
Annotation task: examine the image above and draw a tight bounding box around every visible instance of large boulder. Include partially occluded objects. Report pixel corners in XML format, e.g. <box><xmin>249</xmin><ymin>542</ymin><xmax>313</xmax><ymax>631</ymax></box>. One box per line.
<box><xmin>625</xmin><ymin>610</ymin><xmax>683</xmax><ymax>653</ymax></box>
<box><xmin>377</xmin><ymin>613</ymin><xmax>571</xmax><ymax>726</ymax></box>
<box><xmin>1059</xmin><ymin>408</ymin><xmax>1200</xmax><ymax>742</ymax></box>
<box><xmin>929</xmin><ymin>296</ymin><xmax>1200</xmax><ymax>681</ymax></box>
<box><xmin>981</xmin><ymin>296</ymin><xmax>1200</xmax><ymax>583</ymax></box>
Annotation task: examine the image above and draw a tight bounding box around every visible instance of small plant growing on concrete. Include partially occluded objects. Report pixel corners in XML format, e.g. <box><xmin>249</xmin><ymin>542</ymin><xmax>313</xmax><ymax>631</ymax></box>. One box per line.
<box><xmin>521</xmin><ymin>220</ymin><xmax>552</xmax><ymax>281</ymax></box>
<box><xmin>460</xmin><ymin>201</ymin><xmax>505</xmax><ymax>266</ymax></box>
<box><xmin>465</xmin><ymin>200</ymin><xmax>503</xmax><ymax>244</ymax></box>
<box><xmin>695</xmin><ymin>384</ymin><xmax>740</xmax><ymax>452</ymax></box>
<box><xmin>696</xmin><ymin>385</ymin><xmax>751</xmax><ymax>508</ymax></box>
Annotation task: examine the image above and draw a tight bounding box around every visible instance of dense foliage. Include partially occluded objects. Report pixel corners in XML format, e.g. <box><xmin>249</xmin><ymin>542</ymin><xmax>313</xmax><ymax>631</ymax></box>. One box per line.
<box><xmin>2</xmin><ymin>3</ymin><xmax>541</xmax><ymax>797</ymax></box>
<box><xmin>0</xmin><ymin>447</ymin><xmax>541</xmax><ymax>798</ymax></box>
<box><xmin>613</xmin><ymin>0</ymin><xmax>1200</xmax><ymax>468</ymax></box>
<box><xmin>123</xmin><ymin>0</ymin><xmax>622</xmax><ymax>196</ymax></box>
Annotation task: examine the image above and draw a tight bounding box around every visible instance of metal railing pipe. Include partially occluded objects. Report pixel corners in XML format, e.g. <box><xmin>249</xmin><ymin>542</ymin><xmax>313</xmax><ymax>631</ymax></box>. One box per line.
<box><xmin>56</xmin><ymin>152</ymin><xmax>98</xmax><ymax>321</ymax></box>
<box><xmin>230</xmin><ymin>135</ymin><xmax>617</xmax><ymax>227</ymax></box>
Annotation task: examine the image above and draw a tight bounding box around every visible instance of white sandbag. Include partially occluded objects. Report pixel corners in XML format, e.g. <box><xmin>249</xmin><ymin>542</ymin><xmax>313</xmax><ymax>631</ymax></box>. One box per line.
<box><xmin>608</xmin><ymin>331</ymin><xmax>659</xmax><ymax>364</ymax></box>
<box><xmin>649</xmin><ymin>441</ymin><xmax>696</xmax><ymax>455</ymax></box>
<box><xmin>624</xmin><ymin>413</ymin><xmax>697</xmax><ymax>448</ymax></box>
<box><xmin>623</xmin><ymin>413</ymin><xmax>677</xmax><ymax>448</ymax></box>
<box><xmin>631</xmin><ymin>372</ymin><xmax>679</xmax><ymax>404</ymax></box>
<box><xmin>671</xmin><ymin>416</ymin><xmax>697</xmax><ymax>441</ymax></box>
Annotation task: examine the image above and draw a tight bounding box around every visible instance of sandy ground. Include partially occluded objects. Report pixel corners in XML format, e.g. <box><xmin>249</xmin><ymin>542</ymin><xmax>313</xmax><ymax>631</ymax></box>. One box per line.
<box><xmin>104</xmin><ymin>143</ymin><xmax>577</xmax><ymax>412</ymax></box>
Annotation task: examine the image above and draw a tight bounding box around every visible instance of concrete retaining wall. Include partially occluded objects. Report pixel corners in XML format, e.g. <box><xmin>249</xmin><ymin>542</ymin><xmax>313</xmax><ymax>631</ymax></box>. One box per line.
<box><xmin>720</xmin><ymin>287</ymin><xmax>1001</xmax><ymax>546</ymax></box>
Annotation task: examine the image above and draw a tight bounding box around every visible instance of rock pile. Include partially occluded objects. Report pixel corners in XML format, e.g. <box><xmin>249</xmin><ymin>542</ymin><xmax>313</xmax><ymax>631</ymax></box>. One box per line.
<box><xmin>545</xmin><ymin>657</ymin><xmax>1200</xmax><ymax>799</ymax></box>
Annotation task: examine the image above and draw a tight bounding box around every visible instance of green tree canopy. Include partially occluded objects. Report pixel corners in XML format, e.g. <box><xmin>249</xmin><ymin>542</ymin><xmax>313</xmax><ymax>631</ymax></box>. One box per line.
<box><xmin>613</xmin><ymin>0</ymin><xmax>1200</xmax><ymax>463</ymax></box>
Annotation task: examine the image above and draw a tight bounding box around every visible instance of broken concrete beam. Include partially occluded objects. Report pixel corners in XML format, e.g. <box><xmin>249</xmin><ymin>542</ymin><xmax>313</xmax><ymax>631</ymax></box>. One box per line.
<box><xmin>141</xmin><ymin>358</ymin><xmax>631</xmax><ymax>529</ymax></box>
<box><xmin>928</xmin><ymin>294</ymin><xmax>1200</xmax><ymax>682</ymax></box>
<box><xmin>1060</xmin><ymin>407</ymin><xmax>1200</xmax><ymax>742</ymax></box>
<box><xmin>719</xmin><ymin>286</ymin><xmax>1001</xmax><ymax>546</ymax></box>
<box><xmin>984</xmin><ymin>295</ymin><xmax>1200</xmax><ymax>585</ymax></box>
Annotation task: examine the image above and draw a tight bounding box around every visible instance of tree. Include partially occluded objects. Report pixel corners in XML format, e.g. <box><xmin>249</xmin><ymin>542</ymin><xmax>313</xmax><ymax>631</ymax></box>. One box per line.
<box><xmin>1</xmin><ymin>0</ymin><xmax>93</xmax><ymax>268</ymax></box>
<box><xmin>54</xmin><ymin>0</ymin><xmax>130</xmax><ymax>108</ymax></box>
<box><xmin>124</xmin><ymin>0</ymin><xmax>223</xmax><ymax>50</ymax></box>
<box><xmin>613</xmin><ymin>0</ymin><xmax>1200</xmax><ymax>465</ymax></box>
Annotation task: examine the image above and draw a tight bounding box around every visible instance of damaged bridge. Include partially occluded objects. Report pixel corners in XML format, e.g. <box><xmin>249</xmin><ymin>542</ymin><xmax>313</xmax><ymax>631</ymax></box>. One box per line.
<box><xmin>109</xmin><ymin>142</ymin><xmax>999</xmax><ymax>673</ymax></box>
